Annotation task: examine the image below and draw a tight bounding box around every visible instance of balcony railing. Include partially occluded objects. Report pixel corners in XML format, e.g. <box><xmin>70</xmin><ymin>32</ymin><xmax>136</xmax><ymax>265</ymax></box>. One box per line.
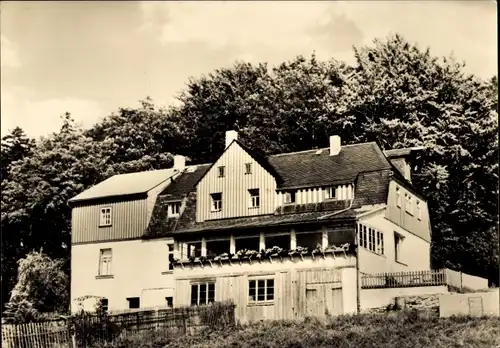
<box><xmin>361</xmin><ymin>269</ymin><xmax>447</xmax><ymax>289</ymax></box>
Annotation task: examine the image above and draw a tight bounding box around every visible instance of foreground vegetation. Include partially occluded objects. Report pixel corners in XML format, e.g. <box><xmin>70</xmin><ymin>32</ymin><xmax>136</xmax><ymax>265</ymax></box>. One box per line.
<box><xmin>99</xmin><ymin>311</ymin><xmax>500</xmax><ymax>348</ymax></box>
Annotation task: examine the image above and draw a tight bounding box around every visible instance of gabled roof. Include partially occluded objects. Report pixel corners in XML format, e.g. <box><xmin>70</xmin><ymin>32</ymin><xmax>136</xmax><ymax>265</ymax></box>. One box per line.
<box><xmin>159</xmin><ymin>164</ymin><xmax>211</xmax><ymax>200</ymax></box>
<box><xmin>69</xmin><ymin>168</ymin><xmax>178</xmax><ymax>203</ymax></box>
<box><xmin>193</xmin><ymin>139</ymin><xmax>283</xmax><ymax>187</ymax></box>
<box><xmin>268</xmin><ymin>142</ymin><xmax>392</xmax><ymax>189</ymax></box>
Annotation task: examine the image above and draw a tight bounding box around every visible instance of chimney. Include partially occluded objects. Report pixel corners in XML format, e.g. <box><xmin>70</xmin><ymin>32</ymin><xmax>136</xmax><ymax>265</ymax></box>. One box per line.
<box><xmin>329</xmin><ymin>135</ymin><xmax>341</xmax><ymax>156</ymax></box>
<box><xmin>225</xmin><ymin>130</ymin><xmax>238</xmax><ymax>149</ymax></box>
<box><xmin>173</xmin><ymin>155</ymin><xmax>186</xmax><ymax>171</ymax></box>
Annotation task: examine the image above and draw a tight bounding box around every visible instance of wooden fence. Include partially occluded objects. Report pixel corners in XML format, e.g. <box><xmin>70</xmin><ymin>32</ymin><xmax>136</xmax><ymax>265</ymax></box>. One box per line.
<box><xmin>361</xmin><ymin>269</ymin><xmax>447</xmax><ymax>289</ymax></box>
<box><xmin>2</xmin><ymin>320</ymin><xmax>70</xmax><ymax>348</ymax></box>
<box><xmin>2</xmin><ymin>301</ymin><xmax>236</xmax><ymax>348</ymax></box>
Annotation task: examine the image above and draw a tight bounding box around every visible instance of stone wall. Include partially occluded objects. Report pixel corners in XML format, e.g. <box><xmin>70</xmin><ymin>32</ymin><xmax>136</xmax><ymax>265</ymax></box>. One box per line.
<box><xmin>362</xmin><ymin>294</ymin><xmax>440</xmax><ymax>315</ymax></box>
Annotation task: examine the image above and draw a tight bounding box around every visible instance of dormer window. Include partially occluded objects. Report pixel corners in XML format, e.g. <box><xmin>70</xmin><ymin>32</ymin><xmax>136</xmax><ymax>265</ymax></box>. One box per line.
<box><xmin>283</xmin><ymin>191</ymin><xmax>296</xmax><ymax>204</ymax></box>
<box><xmin>168</xmin><ymin>202</ymin><xmax>181</xmax><ymax>217</ymax></box>
<box><xmin>245</xmin><ymin>163</ymin><xmax>252</xmax><ymax>174</ymax></box>
<box><xmin>99</xmin><ymin>207</ymin><xmax>112</xmax><ymax>227</ymax></box>
<box><xmin>248</xmin><ymin>189</ymin><xmax>260</xmax><ymax>208</ymax></box>
<box><xmin>325</xmin><ymin>187</ymin><xmax>336</xmax><ymax>200</ymax></box>
<box><xmin>211</xmin><ymin>193</ymin><xmax>222</xmax><ymax>212</ymax></box>
<box><xmin>218</xmin><ymin>166</ymin><xmax>225</xmax><ymax>178</ymax></box>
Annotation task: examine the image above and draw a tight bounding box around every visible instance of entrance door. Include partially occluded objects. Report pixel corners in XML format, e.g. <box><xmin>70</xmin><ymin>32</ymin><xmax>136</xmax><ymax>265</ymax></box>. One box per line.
<box><xmin>306</xmin><ymin>286</ymin><xmax>325</xmax><ymax>317</ymax></box>
<box><xmin>306</xmin><ymin>283</ymin><xmax>343</xmax><ymax>317</ymax></box>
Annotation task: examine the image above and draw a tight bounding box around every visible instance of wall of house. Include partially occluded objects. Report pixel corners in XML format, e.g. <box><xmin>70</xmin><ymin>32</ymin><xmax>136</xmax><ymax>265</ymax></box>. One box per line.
<box><xmin>361</xmin><ymin>286</ymin><xmax>448</xmax><ymax>310</ymax></box>
<box><xmin>70</xmin><ymin>238</ymin><xmax>175</xmax><ymax>312</ymax></box>
<box><xmin>173</xmin><ymin>255</ymin><xmax>357</xmax><ymax>323</ymax></box>
<box><xmin>72</xmin><ymin>198</ymin><xmax>148</xmax><ymax>244</ymax></box>
<box><xmin>196</xmin><ymin>142</ymin><xmax>278</xmax><ymax>222</ymax></box>
<box><xmin>358</xmin><ymin>209</ymin><xmax>431</xmax><ymax>274</ymax></box>
<box><xmin>385</xmin><ymin>180</ymin><xmax>431</xmax><ymax>243</ymax></box>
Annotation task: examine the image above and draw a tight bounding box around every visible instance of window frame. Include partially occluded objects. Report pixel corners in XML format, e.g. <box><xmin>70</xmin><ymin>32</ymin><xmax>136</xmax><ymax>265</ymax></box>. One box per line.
<box><xmin>166</xmin><ymin>296</ymin><xmax>173</xmax><ymax>308</ymax></box>
<box><xmin>396</xmin><ymin>186</ymin><xmax>401</xmax><ymax>208</ymax></box>
<box><xmin>98</xmin><ymin>248</ymin><xmax>112</xmax><ymax>276</ymax></box>
<box><xmin>394</xmin><ymin>232</ymin><xmax>404</xmax><ymax>263</ymax></box>
<box><xmin>168</xmin><ymin>202</ymin><xmax>181</xmax><ymax>217</ymax></box>
<box><xmin>325</xmin><ymin>186</ymin><xmax>336</xmax><ymax>200</ymax></box>
<box><xmin>283</xmin><ymin>191</ymin><xmax>296</xmax><ymax>204</ymax></box>
<box><xmin>99</xmin><ymin>206</ymin><xmax>112</xmax><ymax>227</ymax></box>
<box><xmin>127</xmin><ymin>297</ymin><xmax>140</xmax><ymax>309</ymax></box>
<box><xmin>217</xmin><ymin>166</ymin><xmax>225</xmax><ymax>178</ymax></box>
<box><xmin>99</xmin><ymin>298</ymin><xmax>108</xmax><ymax>312</ymax></box>
<box><xmin>405</xmin><ymin>193</ymin><xmax>413</xmax><ymax>215</ymax></box>
<box><xmin>245</xmin><ymin>163</ymin><xmax>252</xmax><ymax>174</ymax></box>
<box><xmin>248</xmin><ymin>278</ymin><xmax>275</xmax><ymax>304</ymax></box>
<box><xmin>168</xmin><ymin>244</ymin><xmax>175</xmax><ymax>270</ymax></box>
<box><xmin>357</xmin><ymin>224</ymin><xmax>384</xmax><ymax>256</ymax></box>
<box><xmin>190</xmin><ymin>282</ymin><xmax>216</xmax><ymax>306</ymax></box>
<box><xmin>248</xmin><ymin>188</ymin><xmax>260</xmax><ymax>208</ymax></box>
<box><xmin>416</xmin><ymin>200</ymin><xmax>422</xmax><ymax>220</ymax></box>
<box><xmin>211</xmin><ymin>192</ymin><xmax>222</xmax><ymax>212</ymax></box>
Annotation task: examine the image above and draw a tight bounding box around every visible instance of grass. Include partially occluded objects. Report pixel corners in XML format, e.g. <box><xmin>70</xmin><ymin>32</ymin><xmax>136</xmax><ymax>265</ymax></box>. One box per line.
<box><xmin>95</xmin><ymin>310</ymin><xmax>500</xmax><ymax>348</ymax></box>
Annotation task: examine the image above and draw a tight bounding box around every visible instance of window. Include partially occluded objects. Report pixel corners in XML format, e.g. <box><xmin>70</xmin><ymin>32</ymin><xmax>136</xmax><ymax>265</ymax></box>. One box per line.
<box><xmin>245</xmin><ymin>163</ymin><xmax>252</xmax><ymax>174</ymax></box>
<box><xmin>249</xmin><ymin>189</ymin><xmax>260</xmax><ymax>208</ymax></box>
<box><xmin>396</xmin><ymin>187</ymin><xmax>401</xmax><ymax>207</ymax></box>
<box><xmin>191</xmin><ymin>282</ymin><xmax>215</xmax><ymax>306</ymax></box>
<box><xmin>394</xmin><ymin>233</ymin><xmax>403</xmax><ymax>262</ymax></box>
<box><xmin>416</xmin><ymin>200</ymin><xmax>422</xmax><ymax>220</ymax></box>
<box><xmin>168</xmin><ymin>202</ymin><xmax>181</xmax><ymax>217</ymax></box>
<box><xmin>265</xmin><ymin>233</ymin><xmax>290</xmax><ymax>250</ymax></box>
<box><xmin>166</xmin><ymin>297</ymin><xmax>173</xmax><ymax>308</ymax></box>
<box><xmin>235</xmin><ymin>236</ymin><xmax>260</xmax><ymax>252</ymax></box>
<box><xmin>283</xmin><ymin>191</ymin><xmax>296</xmax><ymax>204</ymax></box>
<box><xmin>206</xmin><ymin>238</ymin><xmax>230</xmax><ymax>257</ymax></box>
<box><xmin>99</xmin><ymin>249</ymin><xmax>112</xmax><ymax>276</ymax></box>
<box><xmin>99</xmin><ymin>207</ymin><xmax>112</xmax><ymax>227</ymax></box>
<box><xmin>179</xmin><ymin>241</ymin><xmax>201</xmax><ymax>259</ymax></box>
<box><xmin>99</xmin><ymin>298</ymin><xmax>108</xmax><ymax>312</ymax></box>
<box><xmin>357</xmin><ymin>224</ymin><xmax>384</xmax><ymax>255</ymax></box>
<box><xmin>127</xmin><ymin>297</ymin><xmax>140</xmax><ymax>309</ymax></box>
<box><xmin>296</xmin><ymin>232</ymin><xmax>322</xmax><ymax>250</ymax></box>
<box><xmin>405</xmin><ymin>194</ymin><xmax>412</xmax><ymax>214</ymax></box>
<box><xmin>211</xmin><ymin>193</ymin><xmax>222</xmax><ymax>212</ymax></box>
<box><xmin>325</xmin><ymin>187</ymin><xmax>336</xmax><ymax>200</ymax></box>
<box><xmin>168</xmin><ymin>244</ymin><xmax>175</xmax><ymax>270</ymax></box>
<box><xmin>218</xmin><ymin>166</ymin><xmax>225</xmax><ymax>178</ymax></box>
<box><xmin>249</xmin><ymin>279</ymin><xmax>274</xmax><ymax>302</ymax></box>
<box><xmin>376</xmin><ymin>231</ymin><xmax>384</xmax><ymax>255</ymax></box>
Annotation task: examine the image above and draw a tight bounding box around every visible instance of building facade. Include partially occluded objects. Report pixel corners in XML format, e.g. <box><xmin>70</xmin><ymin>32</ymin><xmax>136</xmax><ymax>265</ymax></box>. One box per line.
<box><xmin>70</xmin><ymin>131</ymin><xmax>431</xmax><ymax>320</ymax></box>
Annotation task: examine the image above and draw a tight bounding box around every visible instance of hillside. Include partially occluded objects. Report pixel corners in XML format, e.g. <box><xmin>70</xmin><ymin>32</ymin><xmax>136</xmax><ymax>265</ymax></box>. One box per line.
<box><xmin>101</xmin><ymin>311</ymin><xmax>500</xmax><ymax>348</ymax></box>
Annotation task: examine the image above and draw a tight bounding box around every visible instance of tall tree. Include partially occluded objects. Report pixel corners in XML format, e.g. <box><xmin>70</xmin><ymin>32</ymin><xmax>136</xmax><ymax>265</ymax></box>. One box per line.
<box><xmin>86</xmin><ymin>97</ymin><xmax>180</xmax><ymax>174</ymax></box>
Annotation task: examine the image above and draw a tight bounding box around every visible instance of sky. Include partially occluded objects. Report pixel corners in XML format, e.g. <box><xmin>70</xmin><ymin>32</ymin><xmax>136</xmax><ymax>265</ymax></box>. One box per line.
<box><xmin>1</xmin><ymin>1</ymin><xmax>497</xmax><ymax>139</ymax></box>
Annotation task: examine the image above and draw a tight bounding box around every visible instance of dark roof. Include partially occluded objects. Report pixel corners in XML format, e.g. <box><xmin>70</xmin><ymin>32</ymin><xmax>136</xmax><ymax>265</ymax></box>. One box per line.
<box><xmin>160</xmin><ymin>164</ymin><xmax>210</xmax><ymax>200</ymax></box>
<box><xmin>268</xmin><ymin>142</ymin><xmax>392</xmax><ymax>189</ymax></box>
<box><xmin>171</xmin><ymin>209</ymin><xmax>357</xmax><ymax>234</ymax></box>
